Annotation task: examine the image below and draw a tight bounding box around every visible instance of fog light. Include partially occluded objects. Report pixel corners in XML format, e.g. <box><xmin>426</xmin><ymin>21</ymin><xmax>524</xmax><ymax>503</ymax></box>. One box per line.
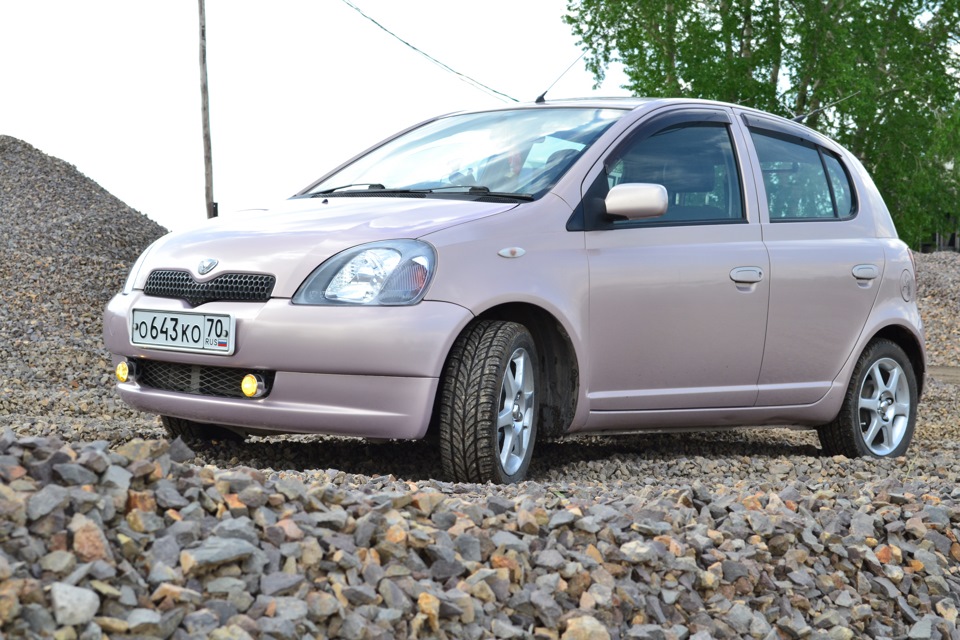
<box><xmin>116</xmin><ymin>362</ymin><xmax>129</xmax><ymax>383</ymax></box>
<box><xmin>241</xmin><ymin>374</ymin><xmax>265</xmax><ymax>398</ymax></box>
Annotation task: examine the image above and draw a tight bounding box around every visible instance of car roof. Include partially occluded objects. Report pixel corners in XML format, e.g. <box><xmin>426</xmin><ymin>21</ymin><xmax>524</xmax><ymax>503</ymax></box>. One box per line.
<box><xmin>493</xmin><ymin>97</ymin><xmax>835</xmax><ymax>148</ymax></box>
<box><xmin>451</xmin><ymin>97</ymin><xmax>654</xmax><ymax>113</ymax></box>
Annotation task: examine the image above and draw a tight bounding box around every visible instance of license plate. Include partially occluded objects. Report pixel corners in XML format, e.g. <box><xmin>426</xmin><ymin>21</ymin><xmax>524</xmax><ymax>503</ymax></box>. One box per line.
<box><xmin>131</xmin><ymin>309</ymin><xmax>236</xmax><ymax>355</ymax></box>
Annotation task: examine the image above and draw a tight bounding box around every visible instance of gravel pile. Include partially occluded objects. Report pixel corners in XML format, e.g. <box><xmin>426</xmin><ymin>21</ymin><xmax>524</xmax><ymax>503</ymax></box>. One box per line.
<box><xmin>2</xmin><ymin>135</ymin><xmax>960</xmax><ymax>639</ymax></box>
<box><xmin>0</xmin><ymin>135</ymin><xmax>167</xmax><ymax>427</ymax></box>
<box><xmin>915</xmin><ymin>252</ymin><xmax>960</xmax><ymax>367</ymax></box>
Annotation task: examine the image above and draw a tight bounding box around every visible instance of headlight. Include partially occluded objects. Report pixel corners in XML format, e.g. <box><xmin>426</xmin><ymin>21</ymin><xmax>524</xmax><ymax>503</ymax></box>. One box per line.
<box><xmin>293</xmin><ymin>240</ymin><xmax>436</xmax><ymax>306</ymax></box>
<box><xmin>121</xmin><ymin>240</ymin><xmax>159</xmax><ymax>295</ymax></box>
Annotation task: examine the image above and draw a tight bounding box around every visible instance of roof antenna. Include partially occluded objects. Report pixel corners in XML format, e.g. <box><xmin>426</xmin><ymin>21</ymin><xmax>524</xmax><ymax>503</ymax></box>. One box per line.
<box><xmin>791</xmin><ymin>90</ymin><xmax>862</xmax><ymax>123</ymax></box>
<box><xmin>536</xmin><ymin>52</ymin><xmax>586</xmax><ymax>104</ymax></box>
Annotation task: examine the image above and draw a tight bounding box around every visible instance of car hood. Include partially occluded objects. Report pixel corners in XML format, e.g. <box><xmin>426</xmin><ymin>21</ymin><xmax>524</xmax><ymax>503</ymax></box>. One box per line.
<box><xmin>137</xmin><ymin>196</ymin><xmax>518</xmax><ymax>298</ymax></box>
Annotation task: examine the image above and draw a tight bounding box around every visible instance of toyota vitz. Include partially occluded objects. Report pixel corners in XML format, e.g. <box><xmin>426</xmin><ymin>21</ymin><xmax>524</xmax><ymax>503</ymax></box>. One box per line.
<box><xmin>104</xmin><ymin>98</ymin><xmax>925</xmax><ymax>484</ymax></box>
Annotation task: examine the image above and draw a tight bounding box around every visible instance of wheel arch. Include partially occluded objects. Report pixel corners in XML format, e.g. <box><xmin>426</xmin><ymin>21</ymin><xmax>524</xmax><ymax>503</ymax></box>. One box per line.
<box><xmin>473</xmin><ymin>303</ymin><xmax>580</xmax><ymax>439</ymax></box>
<box><xmin>869</xmin><ymin>324</ymin><xmax>926</xmax><ymax>398</ymax></box>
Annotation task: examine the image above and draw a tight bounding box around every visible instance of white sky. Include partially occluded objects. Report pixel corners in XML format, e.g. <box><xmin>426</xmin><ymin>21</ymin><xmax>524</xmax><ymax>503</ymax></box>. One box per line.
<box><xmin>0</xmin><ymin>1</ymin><xmax>630</xmax><ymax>232</ymax></box>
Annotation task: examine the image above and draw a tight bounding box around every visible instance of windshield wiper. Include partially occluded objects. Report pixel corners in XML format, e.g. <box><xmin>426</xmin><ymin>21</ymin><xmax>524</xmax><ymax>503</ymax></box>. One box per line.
<box><xmin>313</xmin><ymin>183</ymin><xmax>385</xmax><ymax>195</ymax></box>
<box><xmin>402</xmin><ymin>185</ymin><xmax>535</xmax><ymax>201</ymax></box>
<box><xmin>310</xmin><ymin>183</ymin><xmax>533</xmax><ymax>201</ymax></box>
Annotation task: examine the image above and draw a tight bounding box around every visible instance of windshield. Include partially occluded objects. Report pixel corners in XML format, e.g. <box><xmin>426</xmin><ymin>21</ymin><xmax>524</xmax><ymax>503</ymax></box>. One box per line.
<box><xmin>306</xmin><ymin>107</ymin><xmax>625</xmax><ymax>198</ymax></box>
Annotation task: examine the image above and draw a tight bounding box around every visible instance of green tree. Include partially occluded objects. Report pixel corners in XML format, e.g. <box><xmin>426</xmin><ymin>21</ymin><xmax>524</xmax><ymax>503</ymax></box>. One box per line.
<box><xmin>566</xmin><ymin>0</ymin><xmax>960</xmax><ymax>248</ymax></box>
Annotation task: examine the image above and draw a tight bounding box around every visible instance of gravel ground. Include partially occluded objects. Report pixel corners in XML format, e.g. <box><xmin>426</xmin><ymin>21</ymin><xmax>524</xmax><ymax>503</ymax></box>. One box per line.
<box><xmin>2</xmin><ymin>135</ymin><xmax>960</xmax><ymax>639</ymax></box>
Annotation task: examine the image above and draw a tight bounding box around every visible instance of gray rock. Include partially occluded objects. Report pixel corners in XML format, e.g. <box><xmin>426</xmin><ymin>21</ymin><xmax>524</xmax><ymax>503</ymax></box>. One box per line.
<box><xmin>487</xmin><ymin>496</ymin><xmax>515</xmax><ymax>515</ymax></box>
<box><xmin>378</xmin><ymin>579</ymin><xmax>412</xmax><ymax>613</ymax></box>
<box><xmin>127</xmin><ymin>608</ymin><xmax>162</xmax><ymax>634</ymax></box>
<box><xmin>621</xmin><ymin>540</ymin><xmax>658</xmax><ymax>564</ymax></box>
<box><xmin>307</xmin><ymin>591</ymin><xmax>342</xmax><ymax>620</ymax></box>
<box><xmin>908</xmin><ymin>615</ymin><xmax>938</xmax><ymax>640</ymax></box>
<box><xmin>626</xmin><ymin>624</ymin><xmax>667</xmax><ymax>640</ymax></box>
<box><xmin>535</xmin><ymin>548</ymin><xmax>566</xmax><ymax>570</ymax></box>
<box><xmin>51</xmin><ymin>582</ymin><xmax>101</xmax><ymax>626</ymax></box>
<box><xmin>273</xmin><ymin>477</ymin><xmax>307</xmax><ymax>501</ymax></box>
<box><xmin>547</xmin><ymin>510</ymin><xmax>577</xmax><ymax>529</ymax></box>
<box><xmin>154</xmin><ymin>480</ymin><xmax>189</xmax><ymax>509</ymax></box>
<box><xmin>213</xmin><ymin>517</ymin><xmax>259</xmax><ymax>544</ymax></box>
<box><xmin>312</xmin><ymin>509</ymin><xmax>349</xmax><ymax>530</ymax></box>
<box><xmin>258</xmin><ymin>616</ymin><xmax>298</xmax><ymax>640</ymax></box>
<box><xmin>40</xmin><ymin>549</ymin><xmax>77</xmax><ymax>574</ymax></box>
<box><xmin>431</xmin><ymin>559</ymin><xmax>466</xmax><ymax>581</ymax></box>
<box><xmin>531</xmin><ymin>589</ymin><xmax>562</xmax><ymax>628</ymax></box>
<box><xmin>181</xmin><ymin>537</ymin><xmax>259</xmax><ymax>574</ymax></box>
<box><xmin>721</xmin><ymin>560</ymin><xmax>751</xmax><ymax>582</ymax></box>
<box><xmin>20</xmin><ymin>604</ymin><xmax>56</xmax><ymax>636</ymax></box>
<box><xmin>343</xmin><ymin>584</ymin><xmax>379</xmax><ymax>605</ymax></box>
<box><xmin>491</xmin><ymin>617</ymin><xmax>526</xmax><ymax>638</ymax></box>
<box><xmin>167</xmin><ymin>437</ymin><xmax>195</xmax><ymax>463</ymax></box>
<box><xmin>272</xmin><ymin>596</ymin><xmax>309</xmax><ymax>621</ymax></box>
<box><xmin>184</xmin><ymin>608</ymin><xmax>221</xmax><ymax>635</ymax></box>
<box><xmin>849</xmin><ymin>512</ymin><xmax>877</xmax><ymax>538</ymax></box>
<box><xmin>455</xmin><ymin>534</ymin><xmax>482</xmax><ymax>562</ymax></box>
<box><xmin>491</xmin><ymin>530</ymin><xmax>528</xmax><ymax>553</ymax></box>
<box><xmin>260</xmin><ymin>572</ymin><xmax>304</xmax><ymax>596</ymax></box>
<box><xmin>53</xmin><ymin>462</ymin><xmax>98</xmax><ymax>485</ymax></box>
<box><xmin>27</xmin><ymin>484</ymin><xmax>69</xmax><ymax>520</ymax></box>
<box><xmin>101</xmin><ymin>465</ymin><xmax>133</xmax><ymax>492</ymax></box>
<box><xmin>147</xmin><ymin>561</ymin><xmax>179</xmax><ymax>584</ymax></box>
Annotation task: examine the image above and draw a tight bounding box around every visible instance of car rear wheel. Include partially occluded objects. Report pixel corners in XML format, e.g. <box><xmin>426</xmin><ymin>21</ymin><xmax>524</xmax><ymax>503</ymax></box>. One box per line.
<box><xmin>439</xmin><ymin>320</ymin><xmax>539</xmax><ymax>484</ymax></box>
<box><xmin>818</xmin><ymin>339</ymin><xmax>917</xmax><ymax>458</ymax></box>
<box><xmin>161</xmin><ymin>416</ymin><xmax>245</xmax><ymax>443</ymax></box>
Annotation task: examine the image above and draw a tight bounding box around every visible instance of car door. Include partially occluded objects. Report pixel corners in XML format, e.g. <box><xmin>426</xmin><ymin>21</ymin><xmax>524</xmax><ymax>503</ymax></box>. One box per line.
<box><xmin>582</xmin><ymin>107</ymin><xmax>770</xmax><ymax>412</ymax></box>
<box><xmin>736</xmin><ymin>111</ymin><xmax>885</xmax><ymax>406</ymax></box>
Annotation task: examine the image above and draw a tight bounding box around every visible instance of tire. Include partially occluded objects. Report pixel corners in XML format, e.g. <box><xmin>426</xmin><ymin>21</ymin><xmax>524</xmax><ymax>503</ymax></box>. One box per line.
<box><xmin>818</xmin><ymin>339</ymin><xmax>917</xmax><ymax>458</ymax></box>
<box><xmin>439</xmin><ymin>320</ymin><xmax>539</xmax><ymax>484</ymax></box>
<box><xmin>160</xmin><ymin>416</ymin><xmax>245</xmax><ymax>443</ymax></box>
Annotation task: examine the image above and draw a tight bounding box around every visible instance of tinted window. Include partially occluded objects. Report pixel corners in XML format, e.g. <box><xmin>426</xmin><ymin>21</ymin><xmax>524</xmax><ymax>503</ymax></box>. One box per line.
<box><xmin>607</xmin><ymin>123</ymin><xmax>744</xmax><ymax>223</ymax></box>
<box><xmin>751</xmin><ymin>130</ymin><xmax>855</xmax><ymax>220</ymax></box>
<box><xmin>823</xmin><ymin>152</ymin><xmax>854</xmax><ymax>217</ymax></box>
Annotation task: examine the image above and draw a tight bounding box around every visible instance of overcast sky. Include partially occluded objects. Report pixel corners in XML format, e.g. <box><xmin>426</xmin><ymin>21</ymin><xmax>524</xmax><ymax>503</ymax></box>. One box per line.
<box><xmin>0</xmin><ymin>1</ymin><xmax>630</xmax><ymax>232</ymax></box>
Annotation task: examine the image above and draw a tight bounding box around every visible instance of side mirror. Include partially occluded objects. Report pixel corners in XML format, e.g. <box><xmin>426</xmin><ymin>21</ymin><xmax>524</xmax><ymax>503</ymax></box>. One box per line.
<box><xmin>604</xmin><ymin>183</ymin><xmax>668</xmax><ymax>220</ymax></box>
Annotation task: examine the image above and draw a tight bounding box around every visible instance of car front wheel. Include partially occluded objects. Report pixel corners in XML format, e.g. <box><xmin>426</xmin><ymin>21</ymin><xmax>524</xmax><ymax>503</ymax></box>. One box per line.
<box><xmin>818</xmin><ymin>339</ymin><xmax>917</xmax><ymax>458</ymax></box>
<box><xmin>439</xmin><ymin>320</ymin><xmax>539</xmax><ymax>484</ymax></box>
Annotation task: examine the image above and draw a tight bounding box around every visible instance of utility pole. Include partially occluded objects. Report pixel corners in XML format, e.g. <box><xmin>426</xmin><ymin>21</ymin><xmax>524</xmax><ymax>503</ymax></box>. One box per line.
<box><xmin>198</xmin><ymin>0</ymin><xmax>216</xmax><ymax>218</ymax></box>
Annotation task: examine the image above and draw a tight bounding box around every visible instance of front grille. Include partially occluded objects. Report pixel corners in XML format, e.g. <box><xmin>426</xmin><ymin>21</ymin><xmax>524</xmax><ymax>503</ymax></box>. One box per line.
<box><xmin>138</xmin><ymin>361</ymin><xmax>275</xmax><ymax>399</ymax></box>
<box><xmin>144</xmin><ymin>270</ymin><xmax>275</xmax><ymax>306</ymax></box>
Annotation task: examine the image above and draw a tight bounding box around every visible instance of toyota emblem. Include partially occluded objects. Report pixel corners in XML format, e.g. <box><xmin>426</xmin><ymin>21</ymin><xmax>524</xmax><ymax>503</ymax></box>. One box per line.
<box><xmin>198</xmin><ymin>258</ymin><xmax>218</xmax><ymax>275</ymax></box>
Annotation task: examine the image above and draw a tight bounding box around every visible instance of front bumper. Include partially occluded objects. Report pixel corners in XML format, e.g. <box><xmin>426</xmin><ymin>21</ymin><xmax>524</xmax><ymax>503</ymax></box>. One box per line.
<box><xmin>104</xmin><ymin>293</ymin><xmax>473</xmax><ymax>438</ymax></box>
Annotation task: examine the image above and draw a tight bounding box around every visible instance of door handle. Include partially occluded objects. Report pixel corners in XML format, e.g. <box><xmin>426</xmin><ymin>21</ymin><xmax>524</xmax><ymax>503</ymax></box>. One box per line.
<box><xmin>730</xmin><ymin>267</ymin><xmax>764</xmax><ymax>284</ymax></box>
<box><xmin>852</xmin><ymin>264</ymin><xmax>880</xmax><ymax>280</ymax></box>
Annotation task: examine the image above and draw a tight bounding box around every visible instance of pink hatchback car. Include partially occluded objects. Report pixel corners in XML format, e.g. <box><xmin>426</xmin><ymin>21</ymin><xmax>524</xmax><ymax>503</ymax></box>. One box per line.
<box><xmin>104</xmin><ymin>98</ymin><xmax>925</xmax><ymax>483</ymax></box>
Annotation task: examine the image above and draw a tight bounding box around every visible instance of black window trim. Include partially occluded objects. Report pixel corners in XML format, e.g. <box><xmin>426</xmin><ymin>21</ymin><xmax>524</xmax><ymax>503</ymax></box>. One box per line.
<box><xmin>819</xmin><ymin>148</ymin><xmax>858</xmax><ymax>220</ymax></box>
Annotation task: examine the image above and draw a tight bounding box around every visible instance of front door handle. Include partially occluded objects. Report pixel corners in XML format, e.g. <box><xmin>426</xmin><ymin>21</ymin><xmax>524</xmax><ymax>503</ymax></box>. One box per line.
<box><xmin>730</xmin><ymin>267</ymin><xmax>764</xmax><ymax>284</ymax></box>
<box><xmin>852</xmin><ymin>264</ymin><xmax>880</xmax><ymax>280</ymax></box>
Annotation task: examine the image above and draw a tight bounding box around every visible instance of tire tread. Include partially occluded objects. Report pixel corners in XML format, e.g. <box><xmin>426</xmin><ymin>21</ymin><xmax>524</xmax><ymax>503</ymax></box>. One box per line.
<box><xmin>439</xmin><ymin>321</ymin><xmax>536</xmax><ymax>483</ymax></box>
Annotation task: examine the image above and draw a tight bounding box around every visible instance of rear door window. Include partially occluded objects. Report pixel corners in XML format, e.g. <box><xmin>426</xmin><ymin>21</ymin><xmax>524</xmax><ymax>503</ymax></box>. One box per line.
<box><xmin>751</xmin><ymin>130</ymin><xmax>856</xmax><ymax>220</ymax></box>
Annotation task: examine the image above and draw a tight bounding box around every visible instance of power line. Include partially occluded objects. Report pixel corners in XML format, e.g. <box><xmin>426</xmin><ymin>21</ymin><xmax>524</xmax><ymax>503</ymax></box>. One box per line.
<box><xmin>340</xmin><ymin>0</ymin><xmax>518</xmax><ymax>103</ymax></box>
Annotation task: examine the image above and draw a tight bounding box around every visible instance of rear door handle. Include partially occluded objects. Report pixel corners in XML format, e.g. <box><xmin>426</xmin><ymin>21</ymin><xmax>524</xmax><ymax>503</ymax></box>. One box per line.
<box><xmin>730</xmin><ymin>267</ymin><xmax>764</xmax><ymax>284</ymax></box>
<box><xmin>852</xmin><ymin>264</ymin><xmax>880</xmax><ymax>280</ymax></box>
